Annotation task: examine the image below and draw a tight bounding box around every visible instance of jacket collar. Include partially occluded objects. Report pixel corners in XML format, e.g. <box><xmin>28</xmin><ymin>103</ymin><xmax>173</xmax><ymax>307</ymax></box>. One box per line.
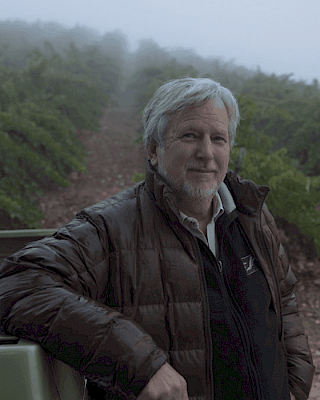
<box><xmin>224</xmin><ymin>170</ymin><xmax>270</xmax><ymax>216</ymax></box>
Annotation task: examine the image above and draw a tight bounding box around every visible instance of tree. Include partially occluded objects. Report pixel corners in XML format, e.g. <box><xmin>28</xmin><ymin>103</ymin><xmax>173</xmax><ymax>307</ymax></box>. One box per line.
<box><xmin>230</xmin><ymin>96</ymin><xmax>320</xmax><ymax>256</ymax></box>
<box><xmin>0</xmin><ymin>43</ymin><xmax>122</xmax><ymax>229</ymax></box>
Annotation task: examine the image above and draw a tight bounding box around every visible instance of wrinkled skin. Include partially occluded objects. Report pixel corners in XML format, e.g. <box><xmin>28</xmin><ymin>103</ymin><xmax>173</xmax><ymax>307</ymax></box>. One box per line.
<box><xmin>148</xmin><ymin>98</ymin><xmax>230</xmax><ymax>234</ymax></box>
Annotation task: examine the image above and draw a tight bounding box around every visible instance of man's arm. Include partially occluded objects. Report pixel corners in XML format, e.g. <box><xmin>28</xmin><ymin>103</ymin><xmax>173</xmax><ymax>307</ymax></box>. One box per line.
<box><xmin>0</xmin><ymin>216</ymin><xmax>167</xmax><ymax>398</ymax></box>
<box><xmin>262</xmin><ymin>207</ymin><xmax>315</xmax><ymax>399</ymax></box>
<box><xmin>280</xmin><ymin>260</ymin><xmax>315</xmax><ymax>399</ymax></box>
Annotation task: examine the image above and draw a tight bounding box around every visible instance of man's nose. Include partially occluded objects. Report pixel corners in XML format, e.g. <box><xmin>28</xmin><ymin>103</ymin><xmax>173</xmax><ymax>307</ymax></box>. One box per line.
<box><xmin>195</xmin><ymin>136</ymin><xmax>214</xmax><ymax>160</ymax></box>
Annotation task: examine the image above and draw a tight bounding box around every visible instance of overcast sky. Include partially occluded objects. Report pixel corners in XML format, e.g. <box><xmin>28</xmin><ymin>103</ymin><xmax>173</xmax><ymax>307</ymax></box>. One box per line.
<box><xmin>2</xmin><ymin>0</ymin><xmax>320</xmax><ymax>83</ymax></box>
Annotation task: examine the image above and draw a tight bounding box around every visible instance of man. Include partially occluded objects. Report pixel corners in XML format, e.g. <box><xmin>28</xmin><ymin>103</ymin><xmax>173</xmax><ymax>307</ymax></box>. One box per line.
<box><xmin>0</xmin><ymin>78</ymin><xmax>315</xmax><ymax>399</ymax></box>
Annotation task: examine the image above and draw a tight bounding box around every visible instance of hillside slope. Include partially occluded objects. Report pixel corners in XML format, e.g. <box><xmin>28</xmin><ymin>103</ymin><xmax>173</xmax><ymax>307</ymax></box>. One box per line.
<box><xmin>39</xmin><ymin>107</ymin><xmax>145</xmax><ymax>228</ymax></box>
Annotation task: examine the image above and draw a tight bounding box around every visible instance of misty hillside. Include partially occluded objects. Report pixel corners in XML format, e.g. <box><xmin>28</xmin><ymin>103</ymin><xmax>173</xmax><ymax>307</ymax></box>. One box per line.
<box><xmin>1</xmin><ymin>20</ymin><xmax>319</xmax><ymax>103</ymax></box>
<box><xmin>0</xmin><ymin>20</ymin><xmax>319</xmax><ymax>258</ymax></box>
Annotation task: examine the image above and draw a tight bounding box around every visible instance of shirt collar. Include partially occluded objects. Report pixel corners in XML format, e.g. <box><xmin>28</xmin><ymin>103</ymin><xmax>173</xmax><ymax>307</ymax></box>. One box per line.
<box><xmin>211</xmin><ymin>191</ymin><xmax>224</xmax><ymax>222</ymax></box>
<box><xmin>179</xmin><ymin>182</ymin><xmax>235</xmax><ymax>225</ymax></box>
<box><xmin>218</xmin><ymin>181</ymin><xmax>236</xmax><ymax>214</ymax></box>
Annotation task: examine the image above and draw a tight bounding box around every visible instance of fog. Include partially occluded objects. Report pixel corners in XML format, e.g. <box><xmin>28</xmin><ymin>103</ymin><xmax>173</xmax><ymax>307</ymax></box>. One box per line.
<box><xmin>2</xmin><ymin>0</ymin><xmax>320</xmax><ymax>83</ymax></box>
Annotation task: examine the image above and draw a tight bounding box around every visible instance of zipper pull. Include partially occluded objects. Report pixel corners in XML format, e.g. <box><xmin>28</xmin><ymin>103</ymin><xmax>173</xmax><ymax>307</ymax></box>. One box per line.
<box><xmin>218</xmin><ymin>260</ymin><xmax>223</xmax><ymax>274</ymax></box>
<box><xmin>82</xmin><ymin>376</ymin><xmax>88</xmax><ymax>400</ymax></box>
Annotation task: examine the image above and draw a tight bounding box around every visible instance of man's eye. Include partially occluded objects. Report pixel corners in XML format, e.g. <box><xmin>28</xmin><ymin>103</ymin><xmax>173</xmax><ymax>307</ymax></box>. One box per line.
<box><xmin>212</xmin><ymin>136</ymin><xmax>226</xmax><ymax>142</ymax></box>
<box><xmin>183</xmin><ymin>133</ymin><xmax>196</xmax><ymax>138</ymax></box>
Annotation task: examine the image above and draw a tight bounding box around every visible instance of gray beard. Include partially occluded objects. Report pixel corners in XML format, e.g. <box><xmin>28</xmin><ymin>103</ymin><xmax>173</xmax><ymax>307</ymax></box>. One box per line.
<box><xmin>157</xmin><ymin>163</ymin><xmax>218</xmax><ymax>201</ymax></box>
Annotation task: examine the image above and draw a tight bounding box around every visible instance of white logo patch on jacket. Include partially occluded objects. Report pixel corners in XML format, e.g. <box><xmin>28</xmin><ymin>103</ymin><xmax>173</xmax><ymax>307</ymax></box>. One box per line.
<box><xmin>241</xmin><ymin>255</ymin><xmax>259</xmax><ymax>275</ymax></box>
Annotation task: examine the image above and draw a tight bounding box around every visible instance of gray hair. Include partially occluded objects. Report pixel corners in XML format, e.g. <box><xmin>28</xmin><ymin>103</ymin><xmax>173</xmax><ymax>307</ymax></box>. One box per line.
<box><xmin>142</xmin><ymin>77</ymin><xmax>240</xmax><ymax>149</ymax></box>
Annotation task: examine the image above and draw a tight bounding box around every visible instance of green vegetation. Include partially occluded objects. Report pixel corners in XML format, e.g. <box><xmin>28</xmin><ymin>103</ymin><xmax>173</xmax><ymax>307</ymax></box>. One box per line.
<box><xmin>235</xmin><ymin>73</ymin><xmax>320</xmax><ymax>176</ymax></box>
<box><xmin>229</xmin><ymin>95</ymin><xmax>320</xmax><ymax>255</ymax></box>
<box><xmin>0</xmin><ymin>23</ymin><xmax>122</xmax><ymax>228</ymax></box>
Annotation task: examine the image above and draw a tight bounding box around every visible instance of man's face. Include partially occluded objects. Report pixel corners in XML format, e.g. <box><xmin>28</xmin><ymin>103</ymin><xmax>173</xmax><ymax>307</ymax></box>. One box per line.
<box><xmin>149</xmin><ymin>99</ymin><xmax>230</xmax><ymax>200</ymax></box>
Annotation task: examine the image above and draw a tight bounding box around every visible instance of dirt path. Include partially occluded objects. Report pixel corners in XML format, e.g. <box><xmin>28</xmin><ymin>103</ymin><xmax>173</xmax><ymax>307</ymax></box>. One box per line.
<box><xmin>39</xmin><ymin>107</ymin><xmax>320</xmax><ymax>398</ymax></box>
<box><xmin>39</xmin><ymin>107</ymin><xmax>145</xmax><ymax>228</ymax></box>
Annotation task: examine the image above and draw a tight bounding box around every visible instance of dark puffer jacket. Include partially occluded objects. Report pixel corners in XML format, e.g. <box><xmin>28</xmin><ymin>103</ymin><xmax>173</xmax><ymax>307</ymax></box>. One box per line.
<box><xmin>0</xmin><ymin>167</ymin><xmax>315</xmax><ymax>399</ymax></box>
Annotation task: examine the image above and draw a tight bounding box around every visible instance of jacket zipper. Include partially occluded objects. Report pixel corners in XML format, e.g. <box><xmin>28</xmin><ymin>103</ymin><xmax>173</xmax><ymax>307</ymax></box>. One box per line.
<box><xmin>217</xmin><ymin>260</ymin><xmax>223</xmax><ymax>274</ymax></box>
<box><xmin>194</xmin><ymin>237</ymin><xmax>215</xmax><ymax>400</ymax></box>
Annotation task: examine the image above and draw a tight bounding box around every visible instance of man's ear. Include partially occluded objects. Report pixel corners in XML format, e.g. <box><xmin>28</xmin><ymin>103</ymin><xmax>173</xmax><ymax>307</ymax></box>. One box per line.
<box><xmin>147</xmin><ymin>140</ymin><xmax>159</xmax><ymax>167</ymax></box>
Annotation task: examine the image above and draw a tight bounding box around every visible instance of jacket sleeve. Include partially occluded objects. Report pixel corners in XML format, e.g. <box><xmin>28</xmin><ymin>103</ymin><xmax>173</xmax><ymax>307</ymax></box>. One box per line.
<box><xmin>262</xmin><ymin>205</ymin><xmax>315</xmax><ymax>400</ymax></box>
<box><xmin>0</xmin><ymin>214</ymin><xmax>167</xmax><ymax>399</ymax></box>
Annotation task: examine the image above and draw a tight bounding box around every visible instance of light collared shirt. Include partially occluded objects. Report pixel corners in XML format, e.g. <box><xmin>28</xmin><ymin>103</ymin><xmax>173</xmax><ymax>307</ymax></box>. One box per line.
<box><xmin>179</xmin><ymin>182</ymin><xmax>236</xmax><ymax>257</ymax></box>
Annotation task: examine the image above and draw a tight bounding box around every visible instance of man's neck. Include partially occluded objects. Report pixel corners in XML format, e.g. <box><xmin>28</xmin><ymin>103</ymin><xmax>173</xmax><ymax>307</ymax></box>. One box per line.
<box><xmin>178</xmin><ymin>195</ymin><xmax>219</xmax><ymax>236</ymax></box>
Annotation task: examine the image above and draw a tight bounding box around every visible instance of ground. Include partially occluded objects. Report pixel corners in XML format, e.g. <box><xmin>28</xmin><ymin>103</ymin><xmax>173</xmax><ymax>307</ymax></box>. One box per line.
<box><xmin>39</xmin><ymin>106</ymin><xmax>320</xmax><ymax>399</ymax></box>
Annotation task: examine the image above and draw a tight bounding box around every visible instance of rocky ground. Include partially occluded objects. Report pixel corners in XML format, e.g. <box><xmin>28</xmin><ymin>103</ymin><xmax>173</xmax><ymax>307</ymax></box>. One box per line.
<box><xmin>39</xmin><ymin>107</ymin><xmax>320</xmax><ymax>399</ymax></box>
